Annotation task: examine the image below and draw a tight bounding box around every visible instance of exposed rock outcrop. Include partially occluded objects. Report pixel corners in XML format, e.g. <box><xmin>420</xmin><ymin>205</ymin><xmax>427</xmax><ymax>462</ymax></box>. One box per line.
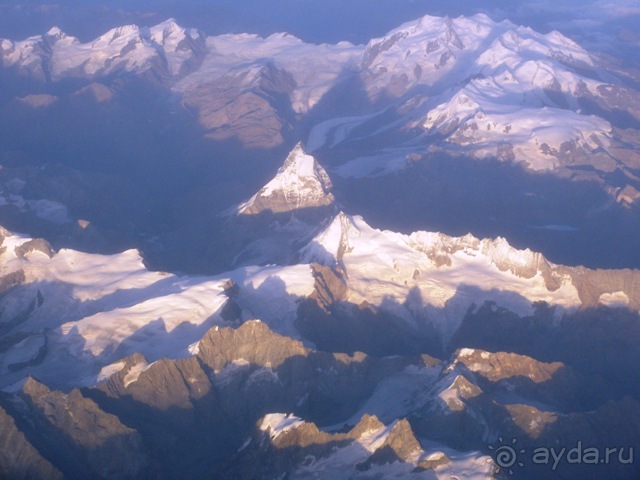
<box><xmin>183</xmin><ymin>63</ymin><xmax>296</xmax><ymax>148</ymax></box>
<box><xmin>0</xmin><ymin>403</ymin><xmax>63</xmax><ymax>480</ymax></box>
<box><xmin>13</xmin><ymin>238</ymin><xmax>55</xmax><ymax>259</ymax></box>
<box><xmin>11</xmin><ymin>377</ymin><xmax>154</xmax><ymax>480</ymax></box>
<box><xmin>357</xmin><ymin>419</ymin><xmax>422</xmax><ymax>470</ymax></box>
<box><xmin>197</xmin><ymin>320</ymin><xmax>309</xmax><ymax>371</ymax></box>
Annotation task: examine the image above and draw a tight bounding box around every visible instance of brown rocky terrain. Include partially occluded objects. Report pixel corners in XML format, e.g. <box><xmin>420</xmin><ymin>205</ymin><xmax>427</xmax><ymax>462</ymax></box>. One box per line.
<box><xmin>182</xmin><ymin>63</ymin><xmax>296</xmax><ymax>149</ymax></box>
<box><xmin>0</xmin><ymin>315</ymin><xmax>637</xmax><ymax>479</ymax></box>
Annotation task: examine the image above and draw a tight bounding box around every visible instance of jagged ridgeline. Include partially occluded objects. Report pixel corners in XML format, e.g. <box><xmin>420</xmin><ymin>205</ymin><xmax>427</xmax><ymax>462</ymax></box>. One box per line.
<box><xmin>0</xmin><ymin>143</ymin><xmax>639</xmax><ymax>479</ymax></box>
<box><xmin>0</xmin><ymin>13</ymin><xmax>639</xmax><ymax>273</ymax></box>
<box><xmin>0</xmin><ymin>10</ymin><xmax>639</xmax><ymax>480</ymax></box>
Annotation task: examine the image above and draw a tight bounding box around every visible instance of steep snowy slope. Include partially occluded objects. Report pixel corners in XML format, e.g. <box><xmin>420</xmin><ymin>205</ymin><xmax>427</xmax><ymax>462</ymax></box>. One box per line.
<box><xmin>311</xmin><ymin>13</ymin><xmax>639</xmax><ymax>174</ymax></box>
<box><xmin>235</xmin><ymin>143</ymin><xmax>335</xmax><ymax>216</ymax></box>
<box><xmin>0</xmin><ymin>227</ymin><xmax>315</xmax><ymax>389</ymax></box>
<box><xmin>301</xmin><ymin>212</ymin><xmax>640</xmax><ymax>339</ymax></box>
<box><xmin>360</xmin><ymin>13</ymin><xmax>595</xmax><ymax>99</ymax></box>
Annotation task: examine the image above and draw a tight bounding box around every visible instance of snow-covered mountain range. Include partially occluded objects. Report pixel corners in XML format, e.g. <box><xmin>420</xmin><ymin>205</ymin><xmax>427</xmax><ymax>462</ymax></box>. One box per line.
<box><xmin>310</xmin><ymin>13</ymin><xmax>640</xmax><ymax>175</ymax></box>
<box><xmin>2</xmin><ymin>13</ymin><xmax>639</xmax><ymax>174</ymax></box>
<box><xmin>0</xmin><ymin>145</ymin><xmax>638</xmax><ymax>480</ymax></box>
<box><xmin>2</xmin><ymin>144</ymin><xmax>637</xmax><ymax>388</ymax></box>
<box><xmin>0</xmin><ymin>19</ymin><xmax>206</xmax><ymax>81</ymax></box>
<box><xmin>1</xmin><ymin>12</ymin><xmax>640</xmax><ymax>480</ymax></box>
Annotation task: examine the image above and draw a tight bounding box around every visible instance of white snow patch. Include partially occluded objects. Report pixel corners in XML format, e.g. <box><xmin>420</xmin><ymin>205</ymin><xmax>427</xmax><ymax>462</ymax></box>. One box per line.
<box><xmin>426</xmin><ymin>451</ymin><xmax>446</xmax><ymax>461</ymax></box>
<box><xmin>215</xmin><ymin>358</ymin><xmax>251</xmax><ymax>386</ymax></box>
<box><xmin>356</xmin><ymin>421</ymin><xmax>395</xmax><ymax>452</ymax></box>
<box><xmin>97</xmin><ymin>361</ymin><xmax>126</xmax><ymax>383</ymax></box>
<box><xmin>123</xmin><ymin>361</ymin><xmax>153</xmax><ymax>388</ymax></box>
<box><xmin>437</xmin><ymin>376</ymin><xmax>467</xmax><ymax>411</ymax></box>
<box><xmin>260</xmin><ymin>413</ymin><xmax>304</xmax><ymax>440</ymax></box>
<box><xmin>598</xmin><ymin>291</ymin><xmax>630</xmax><ymax>308</ymax></box>
<box><xmin>188</xmin><ymin>340</ymin><xmax>201</xmax><ymax>355</ymax></box>
<box><xmin>457</xmin><ymin>348</ymin><xmax>476</xmax><ymax>358</ymax></box>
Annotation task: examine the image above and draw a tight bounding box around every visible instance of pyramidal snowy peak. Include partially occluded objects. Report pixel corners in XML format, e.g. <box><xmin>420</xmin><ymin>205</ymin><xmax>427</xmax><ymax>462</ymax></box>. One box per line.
<box><xmin>213</xmin><ymin>144</ymin><xmax>338</xmax><ymax>269</ymax></box>
<box><xmin>235</xmin><ymin>143</ymin><xmax>335</xmax><ymax>217</ymax></box>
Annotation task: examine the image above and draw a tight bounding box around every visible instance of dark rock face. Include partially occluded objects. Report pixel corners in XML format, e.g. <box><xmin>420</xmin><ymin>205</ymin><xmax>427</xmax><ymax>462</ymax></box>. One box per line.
<box><xmin>0</xmin><ymin>270</ymin><xmax>26</xmax><ymax>297</ymax></box>
<box><xmin>182</xmin><ymin>62</ymin><xmax>296</xmax><ymax>149</ymax></box>
<box><xmin>0</xmin><ymin>312</ymin><xmax>638</xmax><ymax>479</ymax></box>
<box><xmin>198</xmin><ymin>320</ymin><xmax>308</xmax><ymax>371</ymax></box>
<box><xmin>194</xmin><ymin>321</ymin><xmax>412</xmax><ymax>427</ymax></box>
<box><xmin>449</xmin><ymin>349</ymin><xmax>582</xmax><ymax>408</ymax></box>
<box><xmin>0</xmin><ymin>403</ymin><xmax>63</xmax><ymax>480</ymax></box>
<box><xmin>1</xmin><ymin>377</ymin><xmax>154</xmax><ymax>480</ymax></box>
<box><xmin>76</xmin><ymin>322</ymin><xmax>412</xmax><ymax>478</ymax></box>
<box><xmin>414</xmin><ymin>452</ymin><xmax>451</xmax><ymax>472</ymax></box>
<box><xmin>92</xmin><ymin>356</ymin><xmax>225</xmax><ymax>480</ymax></box>
<box><xmin>562</xmin><ymin>267</ymin><xmax>640</xmax><ymax>310</ymax></box>
<box><xmin>296</xmin><ymin>265</ymin><xmax>444</xmax><ymax>357</ymax></box>
<box><xmin>308</xmin><ymin>263</ymin><xmax>347</xmax><ymax>312</ymax></box>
